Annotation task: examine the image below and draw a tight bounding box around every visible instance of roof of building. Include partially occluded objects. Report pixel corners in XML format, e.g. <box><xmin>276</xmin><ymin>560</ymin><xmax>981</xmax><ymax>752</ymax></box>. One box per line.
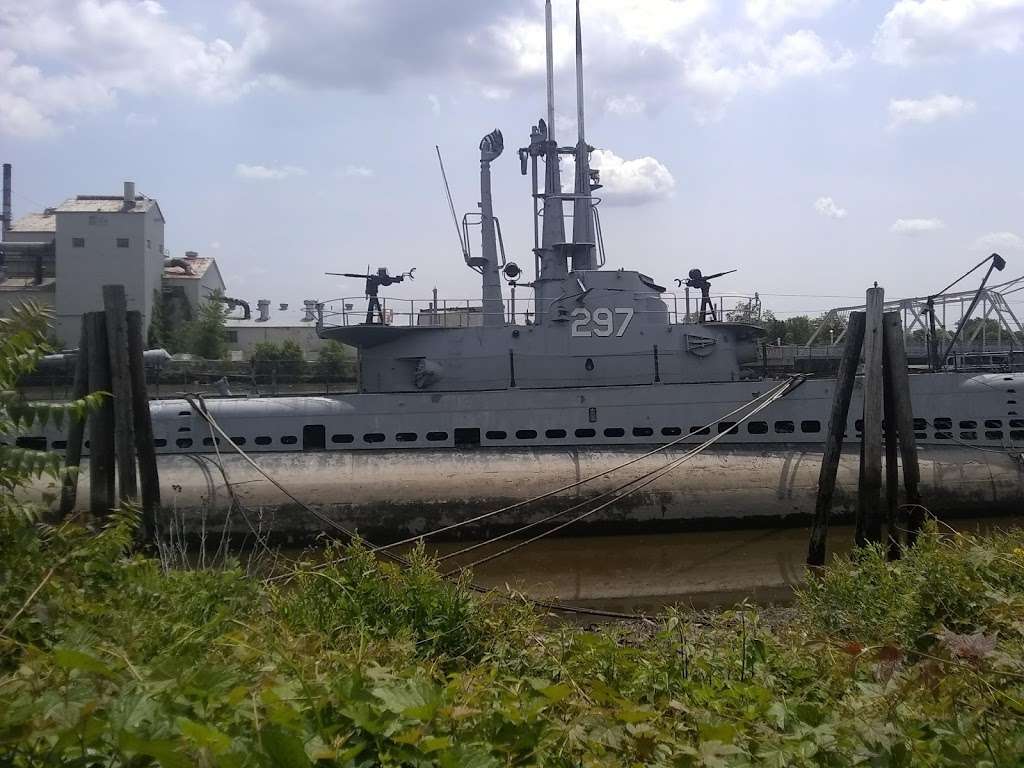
<box><xmin>162</xmin><ymin>256</ymin><xmax>217</xmax><ymax>280</ymax></box>
<box><xmin>0</xmin><ymin>277</ymin><xmax>57</xmax><ymax>291</ymax></box>
<box><xmin>55</xmin><ymin>195</ymin><xmax>160</xmax><ymax>215</ymax></box>
<box><xmin>9</xmin><ymin>211</ymin><xmax>56</xmax><ymax>233</ymax></box>
<box><xmin>225</xmin><ymin>315</ymin><xmax>320</xmax><ymax>329</ymax></box>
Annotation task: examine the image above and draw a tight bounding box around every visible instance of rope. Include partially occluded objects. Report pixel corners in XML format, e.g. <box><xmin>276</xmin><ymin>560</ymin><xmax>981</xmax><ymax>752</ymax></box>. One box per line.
<box><xmin>367</xmin><ymin>377</ymin><xmax>799</xmax><ymax>555</ymax></box>
<box><xmin>444</xmin><ymin>377</ymin><xmax>804</xmax><ymax>574</ymax></box>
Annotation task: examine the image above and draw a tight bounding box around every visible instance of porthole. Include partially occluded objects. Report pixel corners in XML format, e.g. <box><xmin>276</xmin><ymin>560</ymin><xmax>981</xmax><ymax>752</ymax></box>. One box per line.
<box><xmin>935</xmin><ymin>432</ymin><xmax>952</xmax><ymax>440</ymax></box>
<box><xmin>52</xmin><ymin>440</ymin><xmax>67</xmax><ymax>450</ymax></box>
<box><xmin>913</xmin><ymin>418</ymin><xmax>927</xmax><ymax>430</ymax></box>
<box><xmin>747</xmin><ymin>421</ymin><xmax>769</xmax><ymax>435</ymax></box>
<box><xmin>178</xmin><ymin>411</ymin><xmax>191</xmax><ymax>417</ymax></box>
<box><xmin>959</xmin><ymin>420</ymin><xmax>977</xmax><ymax>429</ymax></box>
<box><xmin>718</xmin><ymin>422</ymin><xmax>738</xmax><ymax>435</ymax></box>
<box><xmin>202</xmin><ymin>437</ymin><xmax>221</xmax><ymax>447</ymax></box>
<box><xmin>985</xmin><ymin>420</ymin><xmax>1002</xmax><ymax>429</ymax></box>
<box><xmin>775</xmin><ymin>421</ymin><xmax>795</xmax><ymax>434</ymax></box>
<box><xmin>426</xmin><ymin>431</ymin><xmax>448</xmax><ymax>442</ymax></box>
<box><xmin>985</xmin><ymin>431</ymin><xmax>1003</xmax><ymax>440</ymax></box>
<box><xmin>801</xmin><ymin>420</ymin><xmax>822</xmax><ymax>434</ymax></box>
<box><xmin>255</xmin><ymin>436</ymin><xmax>272</xmax><ymax>446</ymax></box>
<box><xmin>546</xmin><ymin>429</ymin><xmax>567</xmax><ymax>439</ymax></box>
<box><xmin>516</xmin><ymin>429</ymin><xmax>538</xmax><ymax>439</ymax></box>
<box><xmin>363</xmin><ymin>433</ymin><xmax>385</xmax><ymax>443</ymax></box>
<box><xmin>585</xmin><ymin>358</ymin><xmax>595</xmax><ymax>371</ymax></box>
<box><xmin>633</xmin><ymin>427</ymin><xmax>653</xmax><ymax>437</ymax></box>
<box><xmin>153</xmin><ymin>438</ymin><xmax>167</xmax><ymax>448</ymax></box>
<box><xmin>915</xmin><ymin>432</ymin><xmax>927</xmax><ymax>440</ymax></box>
<box><xmin>231</xmin><ymin>437</ymin><xmax>246</xmax><ymax>446</ymax></box>
<box><xmin>396</xmin><ymin>432</ymin><xmax>418</xmax><ymax>442</ymax></box>
<box><xmin>331</xmin><ymin>434</ymin><xmax>354</xmax><ymax>444</ymax></box>
<box><xmin>604</xmin><ymin>428</ymin><xmax>625</xmax><ymax>438</ymax></box>
<box><xmin>176</xmin><ymin>438</ymin><xmax>193</xmax><ymax>449</ymax></box>
<box><xmin>934</xmin><ymin>418</ymin><xmax>952</xmax><ymax>430</ymax></box>
<box><xmin>960</xmin><ymin>432</ymin><xmax>977</xmax><ymax>441</ymax></box>
<box><xmin>575</xmin><ymin>428</ymin><xmax>596</xmax><ymax>438</ymax></box>
<box><xmin>485</xmin><ymin>430</ymin><xmax>507</xmax><ymax>440</ymax></box>
<box><xmin>854</xmin><ymin>419</ymin><xmax>864</xmax><ymax>432</ymax></box>
<box><xmin>1010</xmin><ymin>419</ymin><xmax>1024</xmax><ymax>428</ymax></box>
<box><xmin>689</xmin><ymin>426</ymin><xmax>710</xmax><ymax>436</ymax></box>
<box><xmin>661</xmin><ymin>427</ymin><xmax>682</xmax><ymax>437</ymax></box>
<box><xmin>281</xmin><ymin>436</ymin><xmax>298</xmax><ymax>445</ymax></box>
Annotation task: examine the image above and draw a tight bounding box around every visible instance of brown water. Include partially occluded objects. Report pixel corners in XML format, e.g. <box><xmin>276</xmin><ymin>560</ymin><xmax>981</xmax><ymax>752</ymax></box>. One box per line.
<box><xmin>399</xmin><ymin>517</ymin><xmax>1020</xmax><ymax>613</ymax></box>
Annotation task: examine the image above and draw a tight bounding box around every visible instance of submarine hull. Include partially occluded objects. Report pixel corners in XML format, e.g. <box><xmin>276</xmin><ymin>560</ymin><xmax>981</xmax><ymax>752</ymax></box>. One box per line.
<box><xmin>47</xmin><ymin>444</ymin><xmax>1023</xmax><ymax>542</ymax></box>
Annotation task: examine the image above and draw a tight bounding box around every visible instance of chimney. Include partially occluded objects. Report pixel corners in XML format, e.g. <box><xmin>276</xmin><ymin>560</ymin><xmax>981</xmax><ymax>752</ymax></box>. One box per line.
<box><xmin>123</xmin><ymin>181</ymin><xmax>136</xmax><ymax>209</ymax></box>
<box><xmin>2</xmin><ymin>163</ymin><xmax>11</xmax><ymax>239</ymax></box>
<box><xmin>185</xmin><ymin>250</ymin><xmax>198</xmax><ymax>260</ymax></box>
<box><xmin>256</xmin><ymin>299</ymin><xmax>270</xmax><ymax>322</ymax></box>
<box><xmin>302</xmin><ymin>299</ymin><xmax>316</xmax><ymax>322</ymax></box>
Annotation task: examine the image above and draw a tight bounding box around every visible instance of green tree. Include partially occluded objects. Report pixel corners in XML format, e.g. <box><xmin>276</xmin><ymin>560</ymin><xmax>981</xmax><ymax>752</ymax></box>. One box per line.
<box><xmin>147</xmin><ymin>290</ymin><xmax>166</xmax><ymax>349</ymax></box>
<box><xmin>316</xmin><ymin>340</ymin><xmax>350</xmax><ymax>377</ymax></box>
<box><xmin>251</xmin><ymin>339</ymin><xmax>305</xmax><ymax>374</ymax></box>
<box><xmin>182</xmin><ymin>294</ymin><xmax>228</xmax><ymax>360</ymax></box>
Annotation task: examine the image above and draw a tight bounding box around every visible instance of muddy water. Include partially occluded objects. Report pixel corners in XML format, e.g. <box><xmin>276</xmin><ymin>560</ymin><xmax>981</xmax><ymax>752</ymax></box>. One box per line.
<box><xmin>393</xmin><ymin>517</ymin><xmax>1020</xmax><ymax>613</ymax></box>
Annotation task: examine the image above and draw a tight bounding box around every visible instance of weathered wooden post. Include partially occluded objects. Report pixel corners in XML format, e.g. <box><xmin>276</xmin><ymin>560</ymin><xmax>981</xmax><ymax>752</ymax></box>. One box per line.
<box><xmin>882</xmin><ymin>334</ymin><xmax>901</xmax><ymax>559</ymax></box>
<box><xmin>882</xmin><ymin>311</ymin><xmax>922</xmax><ymax>545</ymax></box>
<box><xmin>857</xmin><ymin>285</ymin><xmax>885</xmax><ymax>547</ymax></box>
<box><xmin>103</xmin><ymin>285</ymin><xmax>138</xmax><ymax>502</ymax></box>
<box><xmin>807</xmin><ymin>311</ymin><xmax>866</xmax><ymax>567</ymax></box>
<box><xmin>127</xmin><ymin>310</ymin><xmax>160</xmax><ymax>542</ymax></box>
<box><xmin>86</xmin><ymin>312</ymin><xmax>115</xmax><ymax>515</ymax></box>
<box><xmin>58</xmin><ymin>325</ymin><xmax>90</xmax><ymax>517</ymax></box>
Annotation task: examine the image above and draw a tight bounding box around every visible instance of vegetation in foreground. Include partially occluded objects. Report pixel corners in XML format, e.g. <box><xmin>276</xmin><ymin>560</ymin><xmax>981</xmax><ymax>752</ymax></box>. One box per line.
<box><xmin>3</xmin><ymin>305</ymin><xmax>1024</xmax><ymax>765</ymax></box>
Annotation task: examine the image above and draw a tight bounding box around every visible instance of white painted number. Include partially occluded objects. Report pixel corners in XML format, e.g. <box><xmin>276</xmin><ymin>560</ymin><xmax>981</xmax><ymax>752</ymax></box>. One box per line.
<box><xmin>570</xmin><ymin>307</ymin><xmax>634</xmax><ymax>337</ymax></box>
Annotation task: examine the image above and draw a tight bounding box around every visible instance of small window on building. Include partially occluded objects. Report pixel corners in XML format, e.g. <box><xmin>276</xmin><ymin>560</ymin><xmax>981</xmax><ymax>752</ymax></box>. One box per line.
<box><xmin>226</xmin><ymin>330</ymin><xmax>238</xmax><ymax>343</ymax></box>
<box><xmin>116</xmin><ymin>237</ymin><xmax>130</xmax><ymax>248</ymax></box>
<box><xmin>72</xmin><ymin>237</ymin><xmax>85</xmax><ymax>248</ymax></box>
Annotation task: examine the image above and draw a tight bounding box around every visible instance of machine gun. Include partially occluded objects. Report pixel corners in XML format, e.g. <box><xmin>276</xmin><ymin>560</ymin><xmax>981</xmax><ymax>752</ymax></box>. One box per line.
<box><xmin>325</xmin><ymin>267</ymin><xmax>416</xmax><ymax>325</ymax></box>
<box><xmin>675</xmin><ymin>268</ymin><xmax>737</xmax><ymax>323</ymax></box>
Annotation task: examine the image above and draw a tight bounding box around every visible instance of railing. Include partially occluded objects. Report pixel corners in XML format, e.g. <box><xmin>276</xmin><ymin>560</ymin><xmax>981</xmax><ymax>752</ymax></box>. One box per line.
<box><xmin>318</xmin><ymin>292</ymin><xmax>764</xmax><ymax>330</ymax></box>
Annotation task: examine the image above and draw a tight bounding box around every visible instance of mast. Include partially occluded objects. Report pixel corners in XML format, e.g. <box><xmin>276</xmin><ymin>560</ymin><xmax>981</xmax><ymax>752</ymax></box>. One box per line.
<box><xmin>570</xmin><ymin>0</ymin><xmax>597</xmax><ymax>271</ymax></box>
<box><xmin>478</xmin><ymin>130</ymin><xmax>505</xmax><ymax>327</ymax></box>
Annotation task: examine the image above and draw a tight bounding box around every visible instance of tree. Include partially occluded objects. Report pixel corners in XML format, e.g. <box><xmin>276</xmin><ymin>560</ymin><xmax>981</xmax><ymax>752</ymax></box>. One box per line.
<box><xmin>251</xmin><ymin>339</ymin><xmax>305</xmax><ymax>374</ymax></box>
<box><xmin>316</xmin><ymin>341</ymin><xmax>350</xmax><ymax>377</ymax></box>
<box><xmin>147</xmin><ymin>289</ymin><xmax>166</xmax><ymax>349</ymax></box>
<box><xmin>182</xmin><ymin>293</ymin><xmax>228</xmax><ymax>360</ymax></box>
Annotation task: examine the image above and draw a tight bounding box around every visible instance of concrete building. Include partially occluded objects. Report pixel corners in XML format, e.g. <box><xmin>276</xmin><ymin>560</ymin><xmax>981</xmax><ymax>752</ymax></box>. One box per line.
<box><xmin>225</xmin><ymin>300</ymin><xmax>332</xmax><ymax>360</ymax></box>
<box><xmin>162</xmin><ymin>251</ymin><xmax>226</xmax><ymax>320</ymax></box>
<box><xmin>51</xmin><ymin>182</ymin><xmax>166</xmax><ymax>346</ymax></box>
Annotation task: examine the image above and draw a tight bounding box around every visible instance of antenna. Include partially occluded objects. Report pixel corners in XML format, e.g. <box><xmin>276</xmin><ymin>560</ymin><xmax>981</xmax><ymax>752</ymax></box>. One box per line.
<box><xmin>575</xmin><ymin>0</ymin><xmax>585</xmax><ymax>145</ymax></box>
<box><xmin>436</xmin><ymin>145</ymin><xmax>468</xmax><ymax>261</ymax></box>
<box><xmin>545</xmin><ymin>0</ymin><xmax>555</xmax><ymax>138</ymax></box>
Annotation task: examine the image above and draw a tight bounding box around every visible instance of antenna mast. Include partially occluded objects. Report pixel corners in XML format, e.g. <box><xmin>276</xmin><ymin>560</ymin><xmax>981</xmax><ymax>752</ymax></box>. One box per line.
<box><xmin>546</xmin><ymin>0</ymin><xmax>556</xmax><ymax>135</ymax></box>
<box><xmin>570</xmin><ymin>0</ymin><xmax>596</xmax><ymax>270</ymax></box>
<box><xmin>435</xmin><ymin>145</ymin><xmax>468</xmax><ymax>261</ymax></box>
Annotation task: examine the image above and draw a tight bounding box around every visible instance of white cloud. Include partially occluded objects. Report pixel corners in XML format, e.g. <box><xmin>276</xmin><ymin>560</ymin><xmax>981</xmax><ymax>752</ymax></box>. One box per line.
<box><xmin>887</xmin><ymin>93</ymin><xmax>976</xmax><ymax>128</ymax></box>
<box><xmin>427</xmin><ymin>93</ymin><xmax>441</xmax><ymax>116</ymax></box>
<box><xmin>605</xmin><ymin>94</ymin><xmax>646</xmax><ymax>115</ymax></box>
<box><xmin>562</xmin><ymin>149</ymin><xmax>675</xmax><ymax>207</ymax></box>
<box><xmin>745</xmin><ymin>0</ymin><xmax>840</xmax><ymax>29</ymax></box>
<box><xmin>342</xmin><ymin>165</ymin><xmax>375</xmax><ymax>178</ymax></box>
<box><xmin>683</xmin><ymin>29</ymin><xmax>854</xmax><ymax>120</ymax></box>
<box><xmin>235</xmin><ymin>163</ymin><xmax>307</xmax><ymax>180</ymax></box>
<box><xmin>874</xmin><ymin>0</ymin><xmax>1024</xmax><ymax>65</ymax></box>
<box><xmin>0</xmin><ymin>0</ymin><xmax>263</xmax><ymax>138</ymax></box>
<box><xmin>891</xmin><ymin>217</ymin><xmax>945</xmax><ymax>235</ymax></box>
<box><xmin>972</xmin><ymin>231</ymin><xmax>1024</xmax><ymax>251</ymax></box>
<box><xmin>814</xmin><ymin>196</ymin><xmax>848</xmax><ymax>219</ymax></box>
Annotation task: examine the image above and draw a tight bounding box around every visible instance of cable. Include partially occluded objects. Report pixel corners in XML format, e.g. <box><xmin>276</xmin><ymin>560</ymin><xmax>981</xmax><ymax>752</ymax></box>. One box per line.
<box><xmin>367</xmin><ymin>378</ymin><xmax>797</xmax><ymax>554</ymax></box>
<box><xmin>444</xmin><ymin>378</ymin><xmax>803</xmax><ymax>574</ymax></box>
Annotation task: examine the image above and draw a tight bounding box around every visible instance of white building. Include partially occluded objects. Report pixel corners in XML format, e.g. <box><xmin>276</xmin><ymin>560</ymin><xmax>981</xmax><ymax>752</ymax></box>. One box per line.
<box><xmin>162</xmin><ymin>251</ymin><xmax>226</xmax><ymax>317</ymax></box>
<box><xmin>51</xmin><ymin>182</ymin><xmax>166</xmax><ymax>346</ymax></box>
<box><xmin>225</xmin><ymin>300</ymin><xmax>335</xmax><ymax>360</ymax></box>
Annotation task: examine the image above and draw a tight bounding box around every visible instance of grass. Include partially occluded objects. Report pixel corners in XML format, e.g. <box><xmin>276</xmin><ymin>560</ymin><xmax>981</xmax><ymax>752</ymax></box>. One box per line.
<box><xmin>1</xmin><ymin>512</ymin><xmax>1023</xmax><ymax>766</ymax></box>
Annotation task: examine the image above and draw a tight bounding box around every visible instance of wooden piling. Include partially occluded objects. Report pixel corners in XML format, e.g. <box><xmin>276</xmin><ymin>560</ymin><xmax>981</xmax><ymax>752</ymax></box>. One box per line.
<box><xmin>58</xmin><ymin>325</ymin><xmax>89</xmax><ymax>518</ymax></box>
<box><xmin>857</xmin><ymin>286</ymin><xmax>885</xmax><ymax>547</ymax></box>
<box><xmin>882</xmin><ymin>311</ymin><xmax>923</xmax><ymax>545</ymax></box>
<box><xmin>86</xmin><ymin>312</ymin><xmax>115</xmax><ymax>515</ymax></box>
<box><xmin>882</xmin><ymin>325</ymin><xmax>900</xmax><ymax>559</ymax></box>
<box><xmin>103</xmin><ymin>285</ymin><xmax>138</xmax><ymax>502</ymax></box>
<box><xmin>807</xmin><ymin>311</ymin><xmax>866</xmax><ymax>567</ymax></box>
<box><xmin>128</xmin><ymin>310</ymin><xmax>160</xmax><ymax>542</ymax></box>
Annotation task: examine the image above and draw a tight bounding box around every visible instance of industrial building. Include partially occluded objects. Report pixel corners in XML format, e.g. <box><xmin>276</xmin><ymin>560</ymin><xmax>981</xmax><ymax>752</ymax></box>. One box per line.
<box><xmin>224</xmin><ymin>299</ymin><xmax>332</xmax><ymax>360</ymax></box>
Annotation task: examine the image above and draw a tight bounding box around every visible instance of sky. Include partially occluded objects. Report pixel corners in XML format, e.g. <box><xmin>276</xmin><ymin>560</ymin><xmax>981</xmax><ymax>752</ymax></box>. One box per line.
<box><xmin>2</xmin><ymin>0</ymin><xmax>1023</xmax><ymax>319</ymax></box>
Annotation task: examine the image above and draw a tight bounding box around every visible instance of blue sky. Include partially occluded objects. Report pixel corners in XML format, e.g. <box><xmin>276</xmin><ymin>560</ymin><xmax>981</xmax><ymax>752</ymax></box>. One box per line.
<box><xmin>2</xmin><ymin>0</ymin><xmax>1023</xmax><ymax>318</ymax></box>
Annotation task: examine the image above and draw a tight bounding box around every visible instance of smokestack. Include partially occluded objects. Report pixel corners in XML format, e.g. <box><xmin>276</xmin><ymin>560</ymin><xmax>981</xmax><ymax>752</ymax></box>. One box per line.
<box><xmin>302</xmin><ymin>299</ymin><xmax>316</xmax><ymax>322</ymax></box>
<box><xmin>2</xmin><ymin>163</ymin><xmax>11</xmax><ymax>239</ymax></box>
<box><xmin>123</xmin><ymin>181</ymin><xmax>136</xmax><ymax>209</ymax></box>
<box><xmin>256</xmin><ymin>299</ymin><xmax>270</xmax><ymax>322</ymax></box>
